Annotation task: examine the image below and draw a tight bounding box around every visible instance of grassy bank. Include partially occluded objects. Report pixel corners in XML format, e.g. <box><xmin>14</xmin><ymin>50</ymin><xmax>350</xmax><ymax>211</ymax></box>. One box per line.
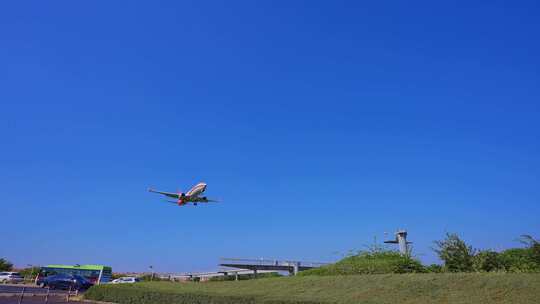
<box><xmin>85</xmin><ymin>273</ymin><xmax>540</xmax><ymax>304</ymax></box>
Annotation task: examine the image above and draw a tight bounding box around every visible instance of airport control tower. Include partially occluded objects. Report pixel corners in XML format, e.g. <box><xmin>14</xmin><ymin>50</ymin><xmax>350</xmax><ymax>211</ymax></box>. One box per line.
<box><xmin>384</xmin><ymin>230</ymin><xmax>412</xmax><ymax>256</ymax></box>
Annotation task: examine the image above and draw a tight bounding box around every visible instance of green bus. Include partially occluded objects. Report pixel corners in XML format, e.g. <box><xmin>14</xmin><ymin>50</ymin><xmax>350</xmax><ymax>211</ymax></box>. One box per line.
<box><xmin>37</xmin><ymin>264</ymin><xmax>112</xmax><ymax>285</ymax></box>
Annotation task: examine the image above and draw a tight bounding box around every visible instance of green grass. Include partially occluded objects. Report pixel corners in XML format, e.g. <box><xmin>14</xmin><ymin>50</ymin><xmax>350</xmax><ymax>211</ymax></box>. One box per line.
<box><xmin>298</xmin><ymin>251</ymin><xmax>425</xmax><ymax>276</ymax></box>
<box><xmin>85</xmin><ymin>273</ymin><xmax>540</xmax><ymax>304</ymax></box>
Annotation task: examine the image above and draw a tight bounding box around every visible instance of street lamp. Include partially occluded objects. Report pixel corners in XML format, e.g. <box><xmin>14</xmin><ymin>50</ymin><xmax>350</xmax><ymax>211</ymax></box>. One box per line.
<box><xmin>149</xmin><ymin>266</ymin><xmax>154</xmax><ymax>281</ymax></box>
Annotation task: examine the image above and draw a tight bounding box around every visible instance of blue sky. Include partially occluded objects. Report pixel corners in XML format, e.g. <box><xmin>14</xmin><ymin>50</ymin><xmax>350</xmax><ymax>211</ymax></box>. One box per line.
<box><xmin>1</xmin><ymin>1</ymin><xmax>539</xmax><ymax>272</ymax></box>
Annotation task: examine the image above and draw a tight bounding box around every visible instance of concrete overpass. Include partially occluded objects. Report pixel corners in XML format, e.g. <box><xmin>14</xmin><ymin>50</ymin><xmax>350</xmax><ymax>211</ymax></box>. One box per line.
<box><xmin>158</xmin><ymin>269</ymin><xmax>278</xmax><ymax>282</ymax></box>
<box><xmin>219</xmin><ymin>258</ymin><xmax>329</xmax><ymax>275</ymax></box>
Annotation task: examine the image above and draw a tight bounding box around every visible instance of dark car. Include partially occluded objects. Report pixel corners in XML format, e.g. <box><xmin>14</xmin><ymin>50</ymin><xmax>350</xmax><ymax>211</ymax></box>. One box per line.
<box><xmin>37</xmin><ymin>274</ymin><xmax>93</xmax><ymax>291</ymax></box>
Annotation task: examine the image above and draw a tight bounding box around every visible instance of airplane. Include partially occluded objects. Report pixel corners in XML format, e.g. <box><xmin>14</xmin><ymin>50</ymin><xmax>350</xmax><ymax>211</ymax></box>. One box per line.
<box><xmin>148</xmin><ymin>182</ymin><xmax>218</xmax><ymax>206</ymax></box>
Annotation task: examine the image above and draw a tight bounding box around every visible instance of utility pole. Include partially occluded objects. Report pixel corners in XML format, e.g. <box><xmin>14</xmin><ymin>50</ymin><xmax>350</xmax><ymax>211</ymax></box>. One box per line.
<box><xmin>149</xmin><ymin>266</ymin><xmax>154</xmax><ymax>281</ymax></box>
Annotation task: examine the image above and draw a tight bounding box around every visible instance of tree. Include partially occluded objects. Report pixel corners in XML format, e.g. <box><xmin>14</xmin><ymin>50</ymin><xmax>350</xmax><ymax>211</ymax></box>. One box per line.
<box><xmin>498</xmin><ymin>235</ymin><xmax>540</xmax><ymax>272</ymax></box>
<box><xmin>433</xmin><ymin>233</ymin><xmax>476</xmax><ymax>272</ymax></box>
<box><xmin>520</xmin><ymin>235</ymin><xmax>540</xmax><ymax>265</ymax></box>
<box><xmin>0</xmin><ymin>258</ymin><xmax>13</xmax><ymax>271</ymax></box>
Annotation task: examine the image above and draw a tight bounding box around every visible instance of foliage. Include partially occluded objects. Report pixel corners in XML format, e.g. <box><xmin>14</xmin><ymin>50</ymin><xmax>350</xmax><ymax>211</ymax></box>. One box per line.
<box><xmin>17</xmin><ymin>267</ymin><xmax>39</xmax><ymax>280</ymax></box>
<box><xmin>482</xmin><ymin>235</ymin><xmax>540</xmax><ymax>273</ymax></box>
<box><xmin>472</xmin><ymin>250</ymin><xmax>504</xmax><ymax>272</ymax></box>
<box><xmin>520</xmin><ymin>235</ymin><xmax>540</xmax><ymax>265</ymax></box>
<box><xmin>432</xmin><ymin>233</ymin><xmax>540</xmax><ymax>273</ymax></box>
<box><xmin>17</xmin><ymin>268</ymin><xmax>32</xmax><ymax>277</ymax></box>
<box><xmin>298</xmin><ymin>249</ymin><xmax>425</xmax><ymax>276</ymax></box>
<box><xmin>425</xmin><ymin>264</ymin><xmax>444</xmax><ymax>273</ymax></box>
<box><xmin>0</xmin><ymin>258</ymin><xmax>13</xmax><ymax>271</ymax></box>
<box><xmin>85</xmin><ymin>273</ymin><xmax>540</xmax><ymax>304</ymax></box>
<box><xmin>433</xmin><ymin>233</ymin><xmax>476</xmax><ymax>272</ymax></box>
<box><xmin>499</xmin><ymin>248</ymin><xmax>539</xmax><ymax>273</ymax></box>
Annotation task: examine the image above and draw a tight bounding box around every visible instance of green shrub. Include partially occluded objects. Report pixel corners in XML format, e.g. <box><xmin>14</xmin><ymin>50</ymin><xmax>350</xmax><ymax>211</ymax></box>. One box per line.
<box><xmin>425</xmin><ymin>264</ymin><xmax>444</xmax><ymax>273</ymax></box>
<box><xmin>472</xmin><ymin>250</ymin><xmax>504</xmax><ymax>272</ymax></box>
<box><xmin>492</xmin><ymin>235</ymin><xmax>540</xmax><ymax>273</ymax></box>
<box><xmin>433</xmin><ymin>233</ymin><xmax>476</xmax><ymax>272</ymax></box>
<box><xmin>430</xmin><ymin>234</ymin><xmax>540</xmax><ymax>273</ymax></box>
<box><xmin>298</xmin><ymin>250</ymin><xmax>425</xmax><ymax>276</ymax></box>
<box><xmin>499</xmin><ymin>248</ymin><xmax>539</xmax><ymax>273</ymax></box>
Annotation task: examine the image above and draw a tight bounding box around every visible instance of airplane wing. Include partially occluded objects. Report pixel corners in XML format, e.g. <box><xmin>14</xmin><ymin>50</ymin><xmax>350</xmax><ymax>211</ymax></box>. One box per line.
<box><xmin>148</xmin><ymin>188</ymin><xmax>180</xmax><ymax>199</ymax></box>
<box><xmin>163</xmin><ymin>199</ymin><xmax>202</xmax><ymax>206</ymax></box>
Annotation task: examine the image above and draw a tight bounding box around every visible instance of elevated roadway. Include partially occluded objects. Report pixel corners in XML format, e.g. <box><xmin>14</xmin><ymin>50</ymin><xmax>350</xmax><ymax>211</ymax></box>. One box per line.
<box><xmin>219</xmin><ymin>258</ymin><xmax>329</xmax><ymax>275</ymax></box>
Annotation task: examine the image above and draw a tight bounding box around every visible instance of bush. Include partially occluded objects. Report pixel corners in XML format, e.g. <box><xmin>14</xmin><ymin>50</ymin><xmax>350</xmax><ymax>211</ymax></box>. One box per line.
<box><xmin>430</xmin><ymin>233</ymin><xmax>540</xmax><ymax>273</ymax></box>
<box><xmin>425</xmin><ymin>264</ymin><xmax>444</xmax><ymax>273</ymax></box>
<box><xmin>433</xmin><ymin>233</ymin><xmax>476</xmax><ymax>272</ymax></box>
<box><xmin>472</xmin><ymin>250</ymin><xmax>504</xmax><ymax>272</ymax></box>
<box><xmin>298</xmin><ymin>250</ymin><xmax>425</xmax><ymax>276</ymax></box>
<box><xmin>499</xmin><ymin>248</ymin><xmax>539</xmax><ymax>273</ymax></box>
<box><xmin>494</xmin><ymin>236</ymin><xmax>540</xmax><ymax>273</ymax></box>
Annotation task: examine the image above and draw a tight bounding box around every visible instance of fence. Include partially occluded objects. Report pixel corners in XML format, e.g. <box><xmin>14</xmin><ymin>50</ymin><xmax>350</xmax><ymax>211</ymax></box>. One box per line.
<box><xmin>1</xmin><ymin>285</ymin><xmax>80</xmax><ymax>304</ymax></box>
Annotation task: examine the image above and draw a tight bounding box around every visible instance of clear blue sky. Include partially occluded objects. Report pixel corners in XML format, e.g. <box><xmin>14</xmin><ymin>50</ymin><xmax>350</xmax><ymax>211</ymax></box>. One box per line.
<box><xmin>1</xmin><ymin>1</ymin><xmax>539</xmax><ymax>272</ymax></box>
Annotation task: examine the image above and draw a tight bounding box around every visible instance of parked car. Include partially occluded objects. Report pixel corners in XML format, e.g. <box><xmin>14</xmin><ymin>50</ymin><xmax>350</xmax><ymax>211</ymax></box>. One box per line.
<box><xmin>111</xmin><ymin>277</ymin><xmax>140</xmax><ymax>284</ymax></box>
<box><xmin>0</xmin><ymin>272</ymin><xmax>24</xmax><ymax>284</ymax></box>
<box><xmin>37</xmin><ymin>274</ymin><xmax>93</xmax><ymax>290</ymax></box>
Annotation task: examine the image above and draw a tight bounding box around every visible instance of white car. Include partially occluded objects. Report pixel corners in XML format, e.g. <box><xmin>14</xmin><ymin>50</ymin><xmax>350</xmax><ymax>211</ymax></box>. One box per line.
<box><xmin>111</xmin><ymin>277</ymin><xmax>140</xmax><ymax>284</ymax></box>
<box><xmin>0</xmin><ymin>272</ymin><xmax>24</xmax><ymax>284</ymax></box>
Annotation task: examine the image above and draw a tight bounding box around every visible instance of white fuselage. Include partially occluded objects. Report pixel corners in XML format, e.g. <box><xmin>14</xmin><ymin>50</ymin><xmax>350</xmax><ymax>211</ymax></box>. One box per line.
<box><xmin>186</xmin><ymin>182</ymin><xmax>207</xmax><ymax>197</ymax></box>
